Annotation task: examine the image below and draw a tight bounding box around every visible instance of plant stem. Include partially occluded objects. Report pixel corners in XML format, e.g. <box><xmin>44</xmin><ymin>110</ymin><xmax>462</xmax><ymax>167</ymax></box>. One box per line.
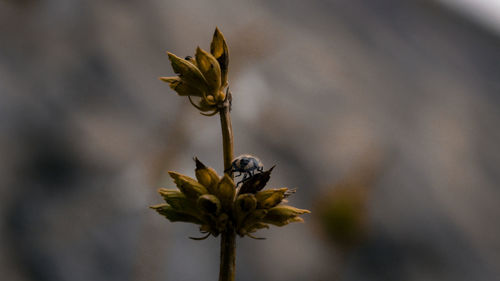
<box><xmin>218</xmin><ymin>92</ymin><xmax>236</xmax><ymax>281</ymax></box>
<box><xmin>219</xmin><ymin>227</ymin><xmax>236</xmax><ymax>281</ymax></box>
<box><xmin>219</xmin><ymin>93</ymin><xmax>234</xmax><ymax>174</ymax></box>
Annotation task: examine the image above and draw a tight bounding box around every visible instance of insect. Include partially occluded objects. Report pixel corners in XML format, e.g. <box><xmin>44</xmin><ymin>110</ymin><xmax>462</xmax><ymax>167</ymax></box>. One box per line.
<box><xmin>230</xmin><ymin>154</ymin><xmax>264</xmax><ymax>184</ymax></box>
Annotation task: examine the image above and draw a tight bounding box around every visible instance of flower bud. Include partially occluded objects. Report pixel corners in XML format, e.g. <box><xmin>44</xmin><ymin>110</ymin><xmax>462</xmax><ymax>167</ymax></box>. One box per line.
<box><xmin>150</xmin><ymin>204</ymin><xmax>203</xmax><ymax>224</ymax></box>
<box><xmin>158</xmin><ymin>188</ymin><xmax>199</xmax><ymax>216</ymax></box>
<box><xmin>216</xmin><ymin>174</ymin><xmax>236</xmax><ymax>210</ymax></box>
<box><xmin>197</xmin><ymin>194</ymin><xmax>222</xmax><ymax>216</ymax></box>
<box><xmin>234</xmin><ymin>194</ymin><xmax>257</xmax><ymax>228</ymax></box>
<box><xmin>263</xmin><ymin>205</ymin><xmax>310</xmax><ymax>227</ymax></box>
<box><xmin>168</xmin><ymin>171</ymin><xmax>208</xmax><ymax>198</ymax></box>
<box><xmin>255</xmin><ymin>188</ymin><xmax>289</xmax><ymax>209</ymax></box>
<box><xmin>194</xmin><ymin>158</ymin><xmax>220</xmax><ymax>194</ymax></box>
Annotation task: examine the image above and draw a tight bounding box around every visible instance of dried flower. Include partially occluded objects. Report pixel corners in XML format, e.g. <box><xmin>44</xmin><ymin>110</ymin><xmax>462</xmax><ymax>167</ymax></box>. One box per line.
<box><xmin>154</xmin><ymin>28</ymin><xmax>309</xmax><ymax>281</ymax></box>
<box><xmin>151</xmin><ymin>158</ymin><xmax>310</xmax><ymax>239</ymax></box>
<box><xmin>160</xmin><ymin>27</ymin><xmax>229</xmax><ymax>116</ymax></box>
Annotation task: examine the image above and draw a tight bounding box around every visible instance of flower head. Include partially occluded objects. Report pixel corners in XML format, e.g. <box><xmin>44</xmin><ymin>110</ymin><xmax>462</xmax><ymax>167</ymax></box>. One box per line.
<box><xmin>151</xmin><ymin>158</ymin><xmax>310</xmax><ymax>240</ymax></box>
<box><xmin>160</xmin><ymin>28</ymin><xmax>229</xmax><ymax>116</ymax></box>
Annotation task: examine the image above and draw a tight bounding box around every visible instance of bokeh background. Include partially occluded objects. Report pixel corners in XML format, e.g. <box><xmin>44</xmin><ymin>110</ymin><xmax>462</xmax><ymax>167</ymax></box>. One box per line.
<box><xmin>1</xmin><ymin>0</ymin><xmax>500</xmax><ymax>280</ymax></box>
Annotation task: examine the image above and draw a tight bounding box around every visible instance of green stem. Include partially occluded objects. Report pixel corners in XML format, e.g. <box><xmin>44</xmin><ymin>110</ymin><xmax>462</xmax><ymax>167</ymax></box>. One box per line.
<box><xmin>218</xmin><ymin>92</ymin><xmax>236</xmax><ymax>281</ymax></box>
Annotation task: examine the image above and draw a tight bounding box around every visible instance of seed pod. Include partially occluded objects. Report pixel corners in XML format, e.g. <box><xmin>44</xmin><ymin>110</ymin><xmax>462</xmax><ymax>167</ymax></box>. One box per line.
<box><xmin>210</xmin><ymin>27</ymin><xmax>229</xmax><ymax>88</ymax></box>
<box><xmin>216</xmin><ymin>174</ymin><xmax>236</xmax><ymax>210</ymax></box>
<box><xmin>195</xmin><ymin>47</ymin><xmax>221</xmax><ymax>94</ymax></box>
<box><xmin>255</xmin><ymin>188</ymin><xmax>289</xmax><ymax>209</ymax></box>
<box><xmin>194</xmin><ymin>158</ymin><xmax>220</xmax><ymax>194</ymax></box>
<box><xmin>168</xmin><ymin>171</ymin><xmax>208</xmax><ymax>198</ymax></box>
<box><xmin>197</xmin><ymin>194</ymin><xmax>222</xmax><ymax>216</ymax></box>
<box><xmin>150</xmin><ymin>204</ymin><xmax>203</xmax><ymax>224</ymax></box>
<box><xmin>234</xmin><ymin>194</ymin><xmax>257</xmax><ymax>228</ymax></box>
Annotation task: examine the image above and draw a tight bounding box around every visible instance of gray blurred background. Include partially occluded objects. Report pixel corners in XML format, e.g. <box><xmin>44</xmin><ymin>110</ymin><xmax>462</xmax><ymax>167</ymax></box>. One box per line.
<box><xmin>1</xmin><ymin>0</ymin><xmax>500</xmax><ymax>280</ymax></box>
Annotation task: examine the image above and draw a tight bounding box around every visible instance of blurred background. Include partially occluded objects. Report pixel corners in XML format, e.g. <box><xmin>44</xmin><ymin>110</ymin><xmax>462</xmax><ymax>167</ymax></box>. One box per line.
<box><xmin>1</xmin><ymin>0</ymin><xmax>500</xmax><ymax>280</ymax></box>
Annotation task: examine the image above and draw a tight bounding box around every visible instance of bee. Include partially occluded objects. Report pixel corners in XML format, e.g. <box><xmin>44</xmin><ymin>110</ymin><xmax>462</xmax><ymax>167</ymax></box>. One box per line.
<box><xmin>230</xmin><ymin>154</ymin><xmax>264</xmax><ymax>184</ymax></box>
